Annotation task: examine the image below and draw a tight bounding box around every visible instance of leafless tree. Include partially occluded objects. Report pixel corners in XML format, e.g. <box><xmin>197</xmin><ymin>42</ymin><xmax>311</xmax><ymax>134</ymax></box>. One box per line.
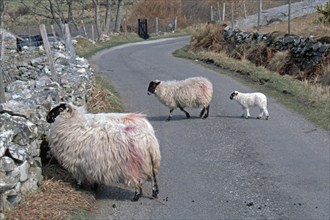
<box><xmin>114</xmin><ymin>0</ymin><xmax>125</xmax><ymax>32</ymax></box>
<box><xmin>104</xmin><ymin>0</ymin><xmax>112</xmax><ymax>35</ymax></box>
<box><xmin>91</xmin><ymin>0</ymin><xmax>102</xmax><ymax>40</ymax></box>
<box><xmin>19</xmin><ymin>0</ymin><xmax>84</xmax><ymax>34</ymax></box>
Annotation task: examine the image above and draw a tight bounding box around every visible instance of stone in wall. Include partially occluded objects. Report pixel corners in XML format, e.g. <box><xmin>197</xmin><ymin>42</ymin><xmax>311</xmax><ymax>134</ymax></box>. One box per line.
<box><xmin>0</xmin><ymin>30</ymin><xmax>95</xmax><ymax>211</ymax></box>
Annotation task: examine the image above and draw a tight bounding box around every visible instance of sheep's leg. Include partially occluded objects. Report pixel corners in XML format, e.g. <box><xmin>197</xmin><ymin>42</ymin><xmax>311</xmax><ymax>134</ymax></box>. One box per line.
<box><xmin>132</xmin><ymin>186</ymin><xmax>142</xmax><ymax>202</ymax></box>
<box><xmin>202</xmin><ymin>105</ymin><xmax>210</xmax><ymax>119</ymax></box>
<box><xmin>93</xmin><ymin>182</ymin><xmax>99</xmax><ymax>191</ymax></box>
<box><xmin>151</xmin><ymin>167</ymin><xmax>159</xmax><ymax>198</ymax></box>
<box><xmin>76</xmin><ymin>179</ymin><xmax>82</xmax><ymax>190</ymax></box>
<box><xmin>178</xmin><ymin>106</ymin><xmax>190</xmax><ymax>119</ymax></box>
<box><xmin>199</xmin><ymin>107</ymin><xmax>206</xmax><ymax>118</ymax></box>
<box><xmin>166</xmin><ymin>109</ymin><xmax>174</xmax><ymax>121</ymax></box>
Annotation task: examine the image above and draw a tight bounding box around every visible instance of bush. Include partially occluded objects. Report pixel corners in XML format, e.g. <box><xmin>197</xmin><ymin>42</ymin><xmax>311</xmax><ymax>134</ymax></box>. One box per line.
<box><xmin>316</xmin><ymin>3</ymin><xmax>330</xmax><ymax>23</ymax></box>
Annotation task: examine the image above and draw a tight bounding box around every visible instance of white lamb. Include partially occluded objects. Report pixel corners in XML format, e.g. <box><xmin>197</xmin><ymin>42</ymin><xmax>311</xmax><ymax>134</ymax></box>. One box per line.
<box><xmin>147</xmin><ymin>76</ymin><xmax>213</xmax><ymax>121</ymax></box>
<box><xmin>229</xmin><ymin>91</ymin><xmax>269</xmax><ymax>120</ymax></box>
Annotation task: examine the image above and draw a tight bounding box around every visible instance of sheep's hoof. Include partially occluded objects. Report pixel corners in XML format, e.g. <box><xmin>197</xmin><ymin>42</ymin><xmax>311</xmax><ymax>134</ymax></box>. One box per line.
<box><xmin>152</xmin><ymin>189</ymin><xmax>159</xmax><ymax>198</ymax></box>
<box><xmin>257</xmin><ymin>116</ymin><xmax>261</xmax><ymax>119</ymax></box>
<box><xmin>245</xmin><ymin>116</ymin><xmax>249</xmax><ymax>119</ymax></box>
<box><xmin>132</xmin><ymin>192</ymin><xmax>142</xmax><ymax>202</ymax></box>
<box><xmin>266</xmin><ymin>116</ymin><xmax>269</xmax><ymax>120</ymax></box>
<box><xmin>75</xmin><ymin>183</ymin><xmax>82</xmax><ymax>190</ymax></box>
<box><xmin>93</xmin><ymin>183</ymin><xmax>99</xmax><ymax>191</ymax></box>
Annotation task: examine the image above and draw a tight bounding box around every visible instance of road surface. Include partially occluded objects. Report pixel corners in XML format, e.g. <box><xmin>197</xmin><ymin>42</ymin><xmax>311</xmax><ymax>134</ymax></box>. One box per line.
<box><xmin>89</xmin><ymin>37</ymin><xmax>329</xmax><ymax>219</ymax></box>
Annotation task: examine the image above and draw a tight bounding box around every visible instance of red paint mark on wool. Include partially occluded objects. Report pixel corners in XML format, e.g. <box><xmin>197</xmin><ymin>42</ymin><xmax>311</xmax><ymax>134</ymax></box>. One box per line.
<box><xmin>200</xmin><ymin>83</ymin><xmax>208</xmax><ymax>96</ymax></box>
<box><xmin>124</xmin><ymin>125</ymin><xmax>137</xmax><ymax>133</ymax></box>
<box><xmin>126</xmin><ymin>143</ymin><xmax>144</xmax><ymax>183</ymax></box>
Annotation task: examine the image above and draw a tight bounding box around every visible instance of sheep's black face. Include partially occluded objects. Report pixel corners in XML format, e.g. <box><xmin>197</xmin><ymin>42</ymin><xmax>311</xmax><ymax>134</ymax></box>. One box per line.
<box><xmin>147</xmin><ymin>81</ymin><xmax>161</xmax><ymax>95</ymax></box>
<box><xmin>46</xmin><ymin>103</ymin><xmax>67</xmax><ymax>123</ymax></box>
<box><xmin>230</xmin><ymin>91</ymin><xmax>238</xmax><ymax>100</ymax></box>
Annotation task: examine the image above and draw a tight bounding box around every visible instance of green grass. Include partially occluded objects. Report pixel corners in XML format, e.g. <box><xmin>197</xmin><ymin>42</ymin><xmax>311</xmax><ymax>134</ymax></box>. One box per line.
<box><xmin>173</xmin><ymin>47</ymin><xmax>330</xmax><ymax>131</ymax></box>
<box><xmin>76</xmin><ymin>29</ymin><xmax>191</xmax><ymax>59</ymax></box>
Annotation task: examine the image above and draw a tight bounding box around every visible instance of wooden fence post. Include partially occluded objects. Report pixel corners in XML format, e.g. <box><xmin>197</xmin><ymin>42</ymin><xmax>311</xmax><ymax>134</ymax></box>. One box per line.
<box><xmin>0</xmin><ymin>32</ymin><xmax>5</xmax><ymax>103</ymax></box>
<box><xmin>51</xmin><ymin>25</ymin><xmax>57</xmax><ymax>42</ymax></box>
<box><xmin>211</xmin><ymin>6</ymin><xmax>214</xmax><ymax>21</ymax></box>
<box><xmin>217</xmin><ymin>2</ymin><xmax>221</xmax><ymax>22</ymax></box>
<box><xmin>92</xmin><ymin>24</ymin><xmax>94</xmax><ymax>42</ymax></box>
<box><xmin>222</xmin><ymin>3</ymin><xmax>226</xmax><ymax>21</ymax></box>
<box><xmin>64</xmin><ymin>23</ymin><xmax>76</xmax><ymax>63</ymax></box>
<box><xmin>174</xmin><ymin>16</ymin><xmax>177</xmax><ymax>31</ymax></box>
<box><xmin>155</xmin><ymin>17</ymin><xmax>158</xmax><ymax>34</ymax></box>
<box><xmin>81</xmin><ymin>20</ymin><xmax>88</xmax><ymax>38</ymax></box>
<box><xmin>231</xmin><ymin>2</ymin><xmax>234</xmax><ymax>27</ymax></box>
<box><xmin>39</xmin><ymin>24</ymin><xmax>57</xmax><ymax>82</ymax></box>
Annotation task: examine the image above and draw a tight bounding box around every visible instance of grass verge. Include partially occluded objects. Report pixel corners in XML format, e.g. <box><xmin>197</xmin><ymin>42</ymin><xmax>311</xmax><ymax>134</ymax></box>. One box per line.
<box><xmin>173</xmin><ymin>47</ymin><xmax>330</xmax><ymax>131</ymax></box>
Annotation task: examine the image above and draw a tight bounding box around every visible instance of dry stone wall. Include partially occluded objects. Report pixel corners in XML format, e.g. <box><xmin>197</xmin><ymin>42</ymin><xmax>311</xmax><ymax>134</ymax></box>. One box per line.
<box><xmin>0</xmin><ymin>28</ymin><xmax>95</xmax><ymax>212</ymax></box>
<box><xmin>223</xmin><ymin>26</ymin><xmax>329</xmax><ymax>75</ymax></box>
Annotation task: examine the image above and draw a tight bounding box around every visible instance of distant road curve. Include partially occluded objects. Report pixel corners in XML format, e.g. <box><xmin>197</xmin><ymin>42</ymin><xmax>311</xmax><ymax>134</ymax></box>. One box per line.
<box><xmin>236</xmin><ymin>0</ymin><xmax>328</xmax><ymax>30</ymax></box>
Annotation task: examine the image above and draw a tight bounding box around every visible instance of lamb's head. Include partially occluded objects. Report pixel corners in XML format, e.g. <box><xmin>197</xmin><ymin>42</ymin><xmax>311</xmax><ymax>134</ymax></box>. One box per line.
<box><xmin>46</xmin><ymin>103</ymin><xmax>73</xmax><ymax>123</ymax></box>
<box><xmin>230</xmin><ymin>91</ymin><xmax>239</xmax><ymax>100</ymax></box>
<box><xmin>147</xmin><ymin>80</ymin><xmax>161</xmax><ymax>95</ymax></box>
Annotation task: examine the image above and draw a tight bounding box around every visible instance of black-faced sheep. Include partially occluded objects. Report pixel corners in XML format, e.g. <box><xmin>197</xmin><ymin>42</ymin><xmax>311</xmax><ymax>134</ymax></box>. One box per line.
<box><xmin>147</xmin><ymin>76</ymin><xmax>213</xmax><ymax>121</ymax></box>
<box><xmin>46</xmin><ymin>103</ymin><xmax>161</xmax><ymax>201</ymax></box>
<box><xmin>229</xmin><ymin>91</ymin><xmax>269</xmax><ymax>120</ymax></box>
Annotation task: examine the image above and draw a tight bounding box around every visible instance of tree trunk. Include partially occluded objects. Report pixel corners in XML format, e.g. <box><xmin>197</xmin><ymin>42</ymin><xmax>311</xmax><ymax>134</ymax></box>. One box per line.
<box><xmin>92</xmin><ymin>0</ymin><xmax>102</xmax><ymax>41</ymax></box>
<box><xmin>114</xmin><ymin>0</ymin><xmax>124</xmax><ymax>33</ymax></box>
<box><xmin>104</xmin><ymin>0</ymin><xmax>112</xmax><ymax>35</ymax></box>
<box><xmin>66</xmin><ymin>0</ymin><xmax>79</xmax><ymax>31</ymax></box>
<box><xmin>0</xmin><ymin>0</ymin><xmax>4</xmax><ymax>26</ymax></box>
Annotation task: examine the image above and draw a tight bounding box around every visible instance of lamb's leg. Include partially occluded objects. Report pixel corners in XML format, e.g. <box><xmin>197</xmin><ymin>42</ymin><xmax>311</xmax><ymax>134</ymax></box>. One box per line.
<box><xmin>241</xmin><ymin>107</ymin><xmax>245</xmax><ymax>118</ymax></box>
<box><xmin>179</xmin><ymin>106</ymin><xmax>190</xmax><ymax>119</ymax></box>
<box><xmin>132</xmin><ymin>186</ymin><xmax>142</xmax><ymax>202</ymax></box>
<box><xmin>202</xmin><ymin>105</ymin><xmax>210</xmax><ymax>119</ymax></box>
<box><xmin>264</xmin><ymin>108</ymin><xmax>269</xmax><ymax>120</ymax></box>
<box><xmin>245</xmin><ymin>108</ymin><xmax>250</xmax><ymax>119</ymax></box>
<box><xmin>257</xmin><ymin>108</ymin><xmax>264</xmax><ymax>119</ymax></box>
<box><xmin>166</xmin><ymin>109</ymin><xmax>174</xmax><ymax>121</ymax></box>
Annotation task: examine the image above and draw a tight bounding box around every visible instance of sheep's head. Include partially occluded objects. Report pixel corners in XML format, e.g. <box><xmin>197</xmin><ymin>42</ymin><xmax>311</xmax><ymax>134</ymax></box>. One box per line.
<box><xmin>46</xmin><ymin>103</ymin><xmax>72</xmax><ymax>123</ymax></box>
<box><xmin>230</xmin><ymin>91</ymin><xmax>239</xmax><ymax>100</ymax></box>
<box><xmin>147</xmin><ymin>80</ymin><xmax>161</xmax><ymax>95</ymax></box>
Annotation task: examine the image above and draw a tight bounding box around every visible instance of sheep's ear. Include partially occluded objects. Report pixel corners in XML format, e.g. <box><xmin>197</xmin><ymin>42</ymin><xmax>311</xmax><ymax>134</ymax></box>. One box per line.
<box><xmin>66</xmin><ymin>105</ymin><xmax>73</xmax><ymax>113</ymax></box>
<box><xmin>46</xmin><ymin>103</ymin><xmax>67</xmax><ymax>123</ymax></box>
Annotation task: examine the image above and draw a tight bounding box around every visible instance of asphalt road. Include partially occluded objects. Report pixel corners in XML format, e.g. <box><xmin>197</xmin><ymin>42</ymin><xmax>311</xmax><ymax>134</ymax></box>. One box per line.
<box><xmin>88</xmin><ymin>37</ymin><xmax>329</xmax><ymax>219</ymax></box>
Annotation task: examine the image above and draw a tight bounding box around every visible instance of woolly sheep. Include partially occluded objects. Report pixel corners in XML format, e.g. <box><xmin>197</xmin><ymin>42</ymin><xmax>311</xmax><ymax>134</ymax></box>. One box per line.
<box><xmin>147</xmin><ymin>76</ymin><xmax>213</xmax><ymax>121</ymax></box>
<box><xmin>229</xmin><ymin>91</ymin><xmax>269</xmax><ymax>120</ymax></box>
<box><xmin>46</xmin><ymin>103</ymin><xmax>161</xmax><ymax>201</ymax></box>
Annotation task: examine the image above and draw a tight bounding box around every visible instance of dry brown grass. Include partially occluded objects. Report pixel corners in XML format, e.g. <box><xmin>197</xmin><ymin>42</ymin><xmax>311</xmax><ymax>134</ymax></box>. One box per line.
<box><xmin>4</xmin><ymin>179</ymin><xmax>95</xmax><ymax>220</ymax></box>
<box><xmin>256</xmin><ymin>13</ymin><xmax>330</xmax><ymax>40</ymax></box>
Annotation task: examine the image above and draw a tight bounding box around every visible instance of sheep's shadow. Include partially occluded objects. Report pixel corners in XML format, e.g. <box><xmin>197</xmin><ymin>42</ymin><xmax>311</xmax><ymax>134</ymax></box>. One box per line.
<box><xmin>94</xmin><ymin>185</ymin><xmax>136</xmax><ymax>201</ymax></box>
<box><xmin>147</xmin><ymin>115</ymin><xmax>202</xmax><ymax>122</ymax></box>
<box><xmin>216</xmin><ymin>114</ymin><xmax>266</xmax><ymax>120</ymax></box>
